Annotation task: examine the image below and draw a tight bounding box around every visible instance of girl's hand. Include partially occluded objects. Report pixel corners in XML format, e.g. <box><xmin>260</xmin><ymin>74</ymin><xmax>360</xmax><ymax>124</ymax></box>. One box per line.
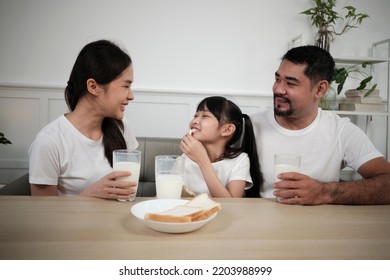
<box><xmin>180</xmin><ymin>132</ymin><xmax>209</xmax><ymax>165</ymax></box>
<box><xmin>81</xmin><ymin>171</ymin><xmax>137</xmax><ymax>200</ymax></box>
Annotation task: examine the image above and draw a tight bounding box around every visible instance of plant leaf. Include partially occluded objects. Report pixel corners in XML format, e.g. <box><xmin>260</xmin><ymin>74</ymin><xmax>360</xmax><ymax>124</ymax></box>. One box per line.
<box><xmin>363</xmin><ymin>84</ymin><xmax>377</xmax><ymax>97</ymax></box>
<box><xmin>357</xmin><ymin>76</ymin><xmax>373</xmax><ymax>90</ymax></box>
<box><xmin>0</xmin><ymin>132</ymin><xmax>12</xmax><ymax>145</ymax></box>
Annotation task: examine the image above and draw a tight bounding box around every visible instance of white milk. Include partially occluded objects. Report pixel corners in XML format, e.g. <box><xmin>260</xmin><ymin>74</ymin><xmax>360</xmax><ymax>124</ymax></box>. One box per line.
<box><xmin>274</xmin><ymin>163</ymin><xmax>300</xmax><ymax>202</ymax></box>
<box><xmin>274</xmin><ymin>163</ymin><xmax>300</xmax><ymax>182</ymax></box>
<box><xmin>156</xmin><ymin>174</ymin><xmax>183</xmax><ymax>199</ymax></box>
<box><xmin>113</xmin><ymin>161</ymin><xmax>141</xmax><ymax>201</ymax></box>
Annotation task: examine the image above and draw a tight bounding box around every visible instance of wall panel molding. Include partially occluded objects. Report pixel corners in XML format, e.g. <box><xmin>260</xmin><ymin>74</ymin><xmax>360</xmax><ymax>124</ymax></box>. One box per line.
<box><xmin>0</xmin><ymin>83</ymin><xmax>271</xmax><ymax>183</ymax></box>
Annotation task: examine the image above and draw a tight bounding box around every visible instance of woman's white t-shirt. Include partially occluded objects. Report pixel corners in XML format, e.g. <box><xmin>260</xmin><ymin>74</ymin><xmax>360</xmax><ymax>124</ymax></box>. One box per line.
<box><xmin>28</xmin><ymin>115</ymin><xmax>138</xmax><ymax>195</ymax></box>
<box><xmin>182</xmin><ymin>152</ymin><xmax>253</xmax><ymax>196</ymax></box>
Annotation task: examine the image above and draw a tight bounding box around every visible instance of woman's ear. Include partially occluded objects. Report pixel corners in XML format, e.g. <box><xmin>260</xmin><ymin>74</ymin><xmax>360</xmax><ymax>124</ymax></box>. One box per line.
<box><xmin>221</xmin><ymin>124</ymin><xmax>236</xmax><ymax>137</ymax></box>
<box><xmin>86</xmin><ymin>78</ymin><xmax>100</xmax><ymax>96</ymax></box>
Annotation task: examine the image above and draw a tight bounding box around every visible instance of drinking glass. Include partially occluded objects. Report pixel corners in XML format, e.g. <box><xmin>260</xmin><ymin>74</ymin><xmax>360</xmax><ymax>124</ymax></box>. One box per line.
<box><xmin>113</xmin><ymin>149</ymin><xmax>141</xmax><ymax>202</ymax></box>
<box><xmin>155</xmin><ymin>155</ymin><xmax>184</xmax><ymax>199</ymax></box>
<box><xmin>274</xmin><ymin>153</ymin><xmax>301</xmax><ymax>202</ymax></box>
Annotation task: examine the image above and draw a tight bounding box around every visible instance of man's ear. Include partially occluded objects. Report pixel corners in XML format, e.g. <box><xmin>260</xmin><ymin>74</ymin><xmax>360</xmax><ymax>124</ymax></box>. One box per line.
<box><xmin>315</xmin><ymin>80</ymin><xmax>329</xmax><ymax>99</ymax></box>
<box><xmin>86</xmin><ymin>78</ymin><xmax>100</xmax><ymax>96</ymax></box>
<box><xmin>221</xmin><ymin>124</ymin><xmax>236</xmax><ymax>137</ymax></box>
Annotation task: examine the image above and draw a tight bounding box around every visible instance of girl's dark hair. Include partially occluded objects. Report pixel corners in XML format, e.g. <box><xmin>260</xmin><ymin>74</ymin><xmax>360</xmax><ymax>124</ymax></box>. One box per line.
<box><xmin>196</xmin><ymin>96</ymin><xmax>264</xmax><ymax>197</ymax></box>
<box><xmin>65</xmin><ymin>40</ymin><xmax>132</xmax><ymax>166</ymax></box>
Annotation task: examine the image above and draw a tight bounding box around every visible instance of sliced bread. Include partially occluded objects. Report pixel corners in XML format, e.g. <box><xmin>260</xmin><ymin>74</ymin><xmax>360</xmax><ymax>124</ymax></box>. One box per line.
<box><xmin>144</xmin><ymin>193</ymin><xmax>221</xmax><ymax>223</ymax></box>
<box><xmin>185</xmin><ymin>193</ymin><xmax>222</xmax><ymax>221</ymax></box>
<box><xmin>145</xmin><ymin>205</ymin><xmax>204</xmax><ymax>223</ymax></box>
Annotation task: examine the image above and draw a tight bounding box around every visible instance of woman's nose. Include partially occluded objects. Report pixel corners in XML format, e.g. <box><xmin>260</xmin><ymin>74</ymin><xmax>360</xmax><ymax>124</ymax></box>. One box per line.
<box><xmin>127</xmin><ymin>89</ymin><xmax>134</xmax><ymax>101</ymax></box>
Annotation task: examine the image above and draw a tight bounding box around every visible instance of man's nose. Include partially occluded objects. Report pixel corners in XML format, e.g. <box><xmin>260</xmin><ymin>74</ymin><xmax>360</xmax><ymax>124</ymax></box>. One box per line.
<box><xmin>274</xmin><ymin>84</ymin><xmax>286</xmax><ymax>94</ymax></box>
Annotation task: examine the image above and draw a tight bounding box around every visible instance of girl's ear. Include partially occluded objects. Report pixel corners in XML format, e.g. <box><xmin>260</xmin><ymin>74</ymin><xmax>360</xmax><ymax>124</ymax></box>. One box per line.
<box><xmin>86</xmin><ymin>78</ymin><xmax>100</xmax><ymax>96</ymax></box>
<box><xmin>221</xmin><ymin>124</ymin><xmax>236</xmax><ymax>137</ymax></box>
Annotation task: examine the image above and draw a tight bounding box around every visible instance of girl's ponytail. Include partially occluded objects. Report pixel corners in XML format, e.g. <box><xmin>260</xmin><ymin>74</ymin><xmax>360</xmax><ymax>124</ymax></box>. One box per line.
<box><xmin>241</xmin><ymin>114</ymin><xmax>263</xmax><ymax>197</ymax></box>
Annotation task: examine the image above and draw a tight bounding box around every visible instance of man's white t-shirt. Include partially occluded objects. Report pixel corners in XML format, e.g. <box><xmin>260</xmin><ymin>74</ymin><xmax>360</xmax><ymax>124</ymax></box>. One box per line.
<box><xmin>29</xmin><ymin>115</ymin><xmax>138</xmax><ymax>195</ymax></box>
<box><xmin>251</xmin><ymin>108</ymin><xmax>383</xmax><ymax>198</ymax></box>
<box><xmin>182</xmin><ymin>152</ymin><xmax>253</xmax><ymax>196</ymax></box>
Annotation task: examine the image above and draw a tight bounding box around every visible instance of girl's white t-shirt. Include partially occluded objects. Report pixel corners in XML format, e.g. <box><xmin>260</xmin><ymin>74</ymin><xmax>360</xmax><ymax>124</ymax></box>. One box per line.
<box><xmin>182</xmin><ymin>152</ymin><xmax>253</xmax><ymax>196</ymax></box>
<box><xmin>28</xmin><ymin>115</ymin><xmax>138</xmax><ymax>195</ymax></box>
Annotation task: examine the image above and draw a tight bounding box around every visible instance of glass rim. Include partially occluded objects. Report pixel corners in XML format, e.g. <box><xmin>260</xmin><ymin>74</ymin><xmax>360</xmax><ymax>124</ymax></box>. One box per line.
<box><xmin>113</xmin><ymin>149</ymin><xmax>141</xmax><ymax>154</ymax></box>
<box><xmin>155</xmin><ymin>155</ymin><xmax>182</xmax><ymax>159</ymax></box>
<box><xmin>274</xmin><ymin>153</ymin><xmax>301</xmax><ymax>159</ymax></box>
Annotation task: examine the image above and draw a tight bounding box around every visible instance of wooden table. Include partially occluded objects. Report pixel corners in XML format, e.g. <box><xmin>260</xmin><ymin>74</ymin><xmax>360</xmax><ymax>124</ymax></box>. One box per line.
<box><xmin>0</xmin><ymin>196</ymin><xmax>389</xmax><ymax>260</ymax></box>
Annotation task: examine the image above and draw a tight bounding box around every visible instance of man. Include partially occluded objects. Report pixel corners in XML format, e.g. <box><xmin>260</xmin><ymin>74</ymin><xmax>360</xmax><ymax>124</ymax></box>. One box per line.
<box><xmin>251</xmin><ymin>45</ymin><xmax>390</xmax><ymax>205</ymax></box>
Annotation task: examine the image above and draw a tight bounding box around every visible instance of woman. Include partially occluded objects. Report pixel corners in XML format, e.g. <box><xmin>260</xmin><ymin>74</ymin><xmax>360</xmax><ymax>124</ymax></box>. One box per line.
<box><xmin>181</xmin><ymin>96</ymin><xmax>263</xmax><ymax>197</ymax></box>
<box><xmin>29</xmin><ymin>40</ymin><xmax>138</xmax><ymax>200</ymax></box>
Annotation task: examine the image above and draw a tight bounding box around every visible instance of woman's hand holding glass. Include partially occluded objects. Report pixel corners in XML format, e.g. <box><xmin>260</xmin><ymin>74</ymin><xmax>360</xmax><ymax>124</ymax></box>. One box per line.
<box><xmin>81</xmin><ymin>171</ymin><xmax>137</xmax><ymax>200</ymax></box>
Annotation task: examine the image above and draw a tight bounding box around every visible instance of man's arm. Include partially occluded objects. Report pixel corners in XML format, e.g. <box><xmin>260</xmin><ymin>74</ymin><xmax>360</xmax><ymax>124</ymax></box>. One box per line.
<box><xmin>326</xmin><ymin>157</ymin><xmax>390</xmax><ymax>205</ymax></box>
<box><xmin>274</xmin><ymin>157</ymin><xmax>390</xmax><ymax>205</ymax></box>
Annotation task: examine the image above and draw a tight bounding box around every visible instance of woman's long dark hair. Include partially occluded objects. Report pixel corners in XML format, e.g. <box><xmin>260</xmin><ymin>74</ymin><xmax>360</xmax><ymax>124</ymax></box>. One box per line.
<box><xmin>196</xmin><ymin>96</ymin><xmax>264</xmax><ymax>197</ymax></box>
<box><xmin>64</xmin><ymin>40</ymin><xmax>131</xmax><ymax>166</ymax></box>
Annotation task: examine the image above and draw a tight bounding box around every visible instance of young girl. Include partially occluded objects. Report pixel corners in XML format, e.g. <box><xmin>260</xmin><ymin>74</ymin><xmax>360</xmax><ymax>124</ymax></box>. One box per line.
<box><xmin>29</xmin><ymin>40</ymin><xmax>138</xmax><ymax>200</ymax></box>
<box><xmin>180</xmin><ymin>96</ymin><xmax>263</xmax><ymax>198</ymax></box>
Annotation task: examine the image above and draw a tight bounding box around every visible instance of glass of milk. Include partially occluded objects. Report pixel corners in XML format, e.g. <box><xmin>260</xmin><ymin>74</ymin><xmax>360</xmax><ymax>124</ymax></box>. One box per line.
<box><xmin>274</xmin><ymin>153</ymin><xmax>301</xmax><ymax>202</ymax></box>
<box><xmin>113</xmin><ymin>149</ymin><xmax>141</xmax><ymax>202</ymax></box>
<box><xmin>155</xmin><ymin>155</ymin><xmax>184</xmax><ymax>199</ymax></box>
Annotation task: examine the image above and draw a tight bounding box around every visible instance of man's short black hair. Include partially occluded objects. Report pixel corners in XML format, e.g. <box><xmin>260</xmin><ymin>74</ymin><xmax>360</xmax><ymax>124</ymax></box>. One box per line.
<box><xmin>282</xmin><ymin>45</ymin><xmax>335</xmax><ymax>85</ymax></box>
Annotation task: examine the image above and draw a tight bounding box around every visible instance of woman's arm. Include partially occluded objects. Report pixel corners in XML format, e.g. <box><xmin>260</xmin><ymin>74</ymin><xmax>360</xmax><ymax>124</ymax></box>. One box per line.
<box><xmin>31</xmin><ymin>184</ymin><xmax>59</xmax><ymax>196</ymax></box>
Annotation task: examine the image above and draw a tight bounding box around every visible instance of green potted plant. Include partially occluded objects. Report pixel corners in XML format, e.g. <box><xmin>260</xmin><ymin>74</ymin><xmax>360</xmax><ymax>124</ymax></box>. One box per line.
<box><xmin>0</xmin><ymin>132</ymin><xmax>12</xmax><ymax>145</ymax></box>
<box><xmin>300</xmin><ymin>0</ymin><xmax>369</xmax><ymax>51</ymax></box>
<box><xmin>320</xmin><ymin>63</ymin><xmax>377</xmax><ymax>110</ymax></box>
<box><xmin>333</xmin><ymin>63</ymin><xmax>377</xmax><ymax>97</ymax></box>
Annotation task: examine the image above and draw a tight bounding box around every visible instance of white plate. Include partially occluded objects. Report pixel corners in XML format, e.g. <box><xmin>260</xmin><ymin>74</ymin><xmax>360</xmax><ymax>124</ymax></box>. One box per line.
<box><xmin>131</xmin><ymin>199</ymin><xmax>217</xmax><ymax>233</ymax></box>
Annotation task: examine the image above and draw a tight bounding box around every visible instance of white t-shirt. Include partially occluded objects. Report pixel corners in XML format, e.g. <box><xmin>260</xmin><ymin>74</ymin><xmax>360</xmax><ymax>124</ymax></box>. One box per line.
<box><xmin>251</xmin><ymin>108</ymin><xmax>383</xmax><ymax>198</ymax></box>
<box><xmin>182</xmin><ymin>152</ymin><xmax>253</xmax><ymax>196</ymax></box>
<box><xmin>28</xmin><ymin>115</ymin><xmax>138</xmax><ymax>195</ymax></box>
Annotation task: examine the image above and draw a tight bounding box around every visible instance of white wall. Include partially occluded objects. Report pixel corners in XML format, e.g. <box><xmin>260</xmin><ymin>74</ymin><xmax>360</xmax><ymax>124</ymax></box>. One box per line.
<box><xmin>1</xmin><ymin>0</ymin><xmax>390</xmax><ymax>183</ymax></box>
<box><xmin>1</xmin><ymin>0</ymin><xmax>389</xmax><ymax>93</ymax></box>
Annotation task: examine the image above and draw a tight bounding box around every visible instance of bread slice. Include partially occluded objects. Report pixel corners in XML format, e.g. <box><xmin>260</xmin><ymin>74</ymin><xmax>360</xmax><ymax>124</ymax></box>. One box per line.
<box><xmin>144</xmin><ymin>205</ymin><xmax>204</xmax><ymax>223</ymax></box>
<box><xmin>186</xmin><ymin>193</ymin><xmax>222</xmax><ymax>221</ymax></box>
<box><xmin>144</xmin><ymin>193</ymin><xmax>221</xmax><ymax>223</ymax></box>
<box><xmin>181</xmin><ymin>185</ymin><xmax>196</xmax><ymax>197</ymax></box>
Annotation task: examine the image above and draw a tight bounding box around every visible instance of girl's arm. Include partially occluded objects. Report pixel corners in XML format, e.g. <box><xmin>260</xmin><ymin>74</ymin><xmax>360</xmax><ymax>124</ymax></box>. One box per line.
<box><xmin>197</xmin><ymin>160</ymin><xmax>246</xmax><ymax>197</ymax></box>
<box><xmin>181</xmin><ymin>134</ymin><xmax>245</xmax><ymax>197</ymax></box>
